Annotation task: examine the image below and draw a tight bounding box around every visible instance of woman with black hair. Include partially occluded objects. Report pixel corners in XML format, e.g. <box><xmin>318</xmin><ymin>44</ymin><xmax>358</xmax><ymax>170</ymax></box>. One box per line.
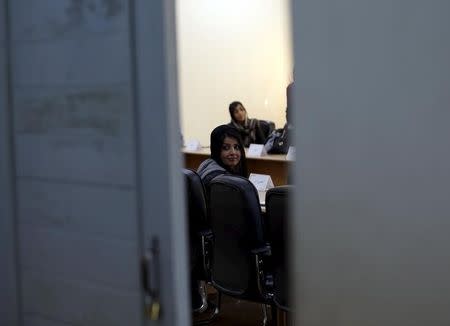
<box><xmin>197</xmin><ymin>124</ymin><xmax>248</xmax><ymax>191</ymax></box>
<box><xmin>191</xmin><ymin>125</ymin><xmax>247</xmax><ymax>312</ymax></box>
<box><xmin>227</xmin><ymin>101</ymin><xmax>266</xmax><ymax>147</ymax></box>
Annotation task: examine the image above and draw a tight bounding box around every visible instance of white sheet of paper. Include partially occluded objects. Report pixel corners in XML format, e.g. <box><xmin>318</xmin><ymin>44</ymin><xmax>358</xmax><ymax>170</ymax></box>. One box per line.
<box><xmin>286</xmin><ymin>146</ymin><xmax>296</xmax><ymax>161</ymax></box>
<box><xmin>249</xmin><ymin>173</ymin><xmax>274</xmax><ymax>191</ymax></box>
<box><xmin>247</xmin><ymin>144</ymin><xmax>267</xmax><ymax>157</ymax></box>
<box><xmin>258</xmin><ymin>190</ymin><xmax>266</xmax><ymax>206</ymax></box>
<box><xmin>185</xmin><ymin>139</ymin><xmax>202</xmax><ymax>151</ymax></box>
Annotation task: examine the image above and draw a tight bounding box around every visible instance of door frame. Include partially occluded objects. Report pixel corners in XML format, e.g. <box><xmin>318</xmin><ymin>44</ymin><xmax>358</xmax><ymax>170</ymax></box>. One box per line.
<box><xmin>0</xmin><ymin>0</ymin><xmax>20</xmax><ymax>324</ymax></box>
<box><xmin>130</xmin><ymin>0</ymin><xmax>190</xmax><ymax>324</ymax></box>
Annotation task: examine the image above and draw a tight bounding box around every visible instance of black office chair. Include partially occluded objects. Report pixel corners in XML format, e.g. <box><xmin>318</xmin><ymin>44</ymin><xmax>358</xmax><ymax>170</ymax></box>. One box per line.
<box><xmin>182</xmin><ymin>169</ymin><xmax>218</xmax><ymax>323</ymax></box>
<box><xmin>183</xmin><ymin>169</ymin><xmax>210</xmax><ymax>278</ymax></box>
<box><xmin>265</xmin><ymin>186</ymin><xmax>293</xmax><ymax>314</ymax></box>
<box><xmin>260</xmin><ymin>120</ymin><xmax>276</xmax><ymax>141</ymax></box>
<box><xmin>209</xmin><ymin>174</ymin><xmax>273</xmax><ymax>325</ymax></box>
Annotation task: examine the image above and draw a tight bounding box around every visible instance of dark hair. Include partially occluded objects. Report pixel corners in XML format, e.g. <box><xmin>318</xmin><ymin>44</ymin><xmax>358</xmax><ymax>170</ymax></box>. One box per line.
<box><xmin>210</xmin><ymin>125</ymin><xmax>248</xmax><ymax>177</ymax></box>
<box><xmin>228</xmin><ymin>101</ymin><xmax>246</xmax><ymax>123</ymax></box>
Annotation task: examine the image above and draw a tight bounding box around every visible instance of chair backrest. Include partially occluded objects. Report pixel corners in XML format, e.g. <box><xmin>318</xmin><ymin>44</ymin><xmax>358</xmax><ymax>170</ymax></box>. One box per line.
<box><xmin>265</xmin><ymin>185</ymin><xmax>293</xmax><ymax>311</ymax></box>
<box><xmin>182</xmin><ymin>169</ymin><xmax>209</xmax><ymax>279</ymax></box>
<box><xmin>209</xmin><ymin>174</ymin><xmax>266</xmax><ymax>300</ymax></box>
<box><xmin>183</xmin><ymin>169</ymin><xmax>208</xmax><ymax>231</ymax></box>
<box><xmin>260</xmin><ymin>120</ymin><xmax>276</xmax><ymax>140</ymax></box>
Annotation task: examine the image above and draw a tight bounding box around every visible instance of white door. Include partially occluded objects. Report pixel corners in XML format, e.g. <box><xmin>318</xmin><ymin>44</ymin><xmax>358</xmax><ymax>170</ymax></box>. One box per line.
<box><xmin>0</xmin><ymin>0</ymin><xmax>189</xmax><ymax>325</ymax></box>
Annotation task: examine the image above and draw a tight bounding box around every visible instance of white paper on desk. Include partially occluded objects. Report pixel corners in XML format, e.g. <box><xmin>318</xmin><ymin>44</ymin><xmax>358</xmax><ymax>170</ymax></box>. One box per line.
<box><xmin>185</xmin><ymin>139</ymin><xmax>202</xmax><ymax>151</ymax></box>
<box><xmin>247</xmin><ymin>144</ymin><xmax>267</xmax><ymax>157</ymax></box>
<box><xmin>286</xmin><ymin>146</ymin><xmax>296</xmax><ymax>161</ymax></box>
<box><xmin>249</xmin><ymin>173</ymin><xmax>274</xmax><ymax>191</ymax></box>
<box><xmin>258</xmin><ymin>190</ymin><xmax>266</xmax><ymax>206</ymax></box>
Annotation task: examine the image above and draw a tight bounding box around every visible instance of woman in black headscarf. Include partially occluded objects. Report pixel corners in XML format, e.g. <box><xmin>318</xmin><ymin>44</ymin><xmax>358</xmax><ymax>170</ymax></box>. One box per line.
<box><xmin>227</xmin><ymin>101</ymin><xmax>266</xmax><ymax>147</ymax></box>
<box><xmin>197</xmin><ymin>124</ymin><xmax>248</xmax><ymax>191</ymax></box>
<box><xmin>192</xmin><ymin>125</ymin><xmax>247</xmax><ymax>312</ymax></box>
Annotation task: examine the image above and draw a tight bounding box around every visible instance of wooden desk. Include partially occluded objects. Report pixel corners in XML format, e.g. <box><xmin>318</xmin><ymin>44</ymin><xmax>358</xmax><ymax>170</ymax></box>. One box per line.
<box><xmin>183</xmin><ymin>148</ymin><xmax>292</xmax><ymax>186</ymax></box>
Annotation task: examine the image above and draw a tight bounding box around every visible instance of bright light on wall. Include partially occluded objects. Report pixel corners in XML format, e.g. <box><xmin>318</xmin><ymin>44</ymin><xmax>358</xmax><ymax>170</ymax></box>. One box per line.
<box><xmin>198</xmin><ymin>0</ymin><xmax>255</xmax><ymax>22</ymax></box>
<box><xmin>176</xmin><ymin>0</ymin><xmax>293</xmax><ymax>144</ymax></box>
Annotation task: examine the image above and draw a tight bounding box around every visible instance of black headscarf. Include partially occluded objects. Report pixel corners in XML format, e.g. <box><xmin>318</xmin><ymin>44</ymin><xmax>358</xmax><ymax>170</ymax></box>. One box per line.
<box><xmin>210</xmin><ymin>124</ymin><xmax>248</xmax><ymax>177</ymax></box>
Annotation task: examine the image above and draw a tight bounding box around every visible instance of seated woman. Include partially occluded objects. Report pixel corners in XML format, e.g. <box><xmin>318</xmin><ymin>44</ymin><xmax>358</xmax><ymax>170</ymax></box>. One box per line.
<box><xmin>191</xmin><ymin>125</ymin><xmax>247</xmax><ymax>312</ymax></box>
<box><xmin>197</xmin><ymin>124</ymin><xmax>248</xmax><ymax>192</ymax></box>
<box><xmin>227</xmin><ymin>101</ymin><xmax>267</xmax><ymax>147</ymax></box>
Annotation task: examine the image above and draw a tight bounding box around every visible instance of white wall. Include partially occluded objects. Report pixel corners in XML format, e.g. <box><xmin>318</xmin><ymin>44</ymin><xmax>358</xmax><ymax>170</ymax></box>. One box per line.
<box><xmin>176</xmin><ymin>0</ymin><xmax>292</xmax><ymax>145</ymax></box>
<box><xmin>293</xmin><ymin>0</ymin><xmax>450</xmax><ymax>325</ymax></box>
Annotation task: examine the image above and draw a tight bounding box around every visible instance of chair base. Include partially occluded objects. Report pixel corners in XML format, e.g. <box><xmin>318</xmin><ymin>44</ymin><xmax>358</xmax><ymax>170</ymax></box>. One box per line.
<box><xmin>193</xmin><ymin>288</ymin><xmax>222</xmax><ymax>326</ymax></box>
<box><xmin>193</xmin><ymin>282</ymin><xmax>208</xmax><ymax>314</ymax></box>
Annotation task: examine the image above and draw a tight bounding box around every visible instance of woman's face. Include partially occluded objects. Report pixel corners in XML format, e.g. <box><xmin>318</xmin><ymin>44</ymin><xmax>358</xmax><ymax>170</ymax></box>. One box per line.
<box><xmin>220</xmin><ymin>136</ymin><xmax>241</xmax><ymax>169</ymax></box>
<box><xmin>232</xmin><ymin>104</ymin><xmax>247</xmax><ymax>123</ymax></box>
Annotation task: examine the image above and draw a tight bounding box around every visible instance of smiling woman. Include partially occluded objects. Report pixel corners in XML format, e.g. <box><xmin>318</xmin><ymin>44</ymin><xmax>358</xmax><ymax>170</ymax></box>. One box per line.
<box><xmin>220</xmin><ymin>137</ymin><xmax>242</xmax><ymax>171</ymax></box>
<box><xmin>196</xmin><ymin>125</ymin><xmax>248</xmax><ymax>193</ymax></box>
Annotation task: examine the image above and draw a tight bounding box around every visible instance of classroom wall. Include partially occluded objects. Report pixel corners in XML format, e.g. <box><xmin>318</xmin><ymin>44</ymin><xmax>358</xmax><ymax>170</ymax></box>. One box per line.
<box><xmin>176</xmin><ymin>0</ymin><xmax>293</xmax><ymax>145</ymax></box>
<box><xmin>293</xmin><ymin>0</ymin><xmax>450</xmax><ymax>325</ymax></box>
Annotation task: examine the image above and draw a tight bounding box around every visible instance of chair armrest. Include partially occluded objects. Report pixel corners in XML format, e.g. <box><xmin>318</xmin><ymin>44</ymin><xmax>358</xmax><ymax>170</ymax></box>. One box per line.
<box><xmin>199</xmin><ymin>229</ymin><xmax>213</xmax><ymax>240</ymax></box>
<box><xmin>251</xmin><ymin>244</ymin><xmax>271</xmax><ymax>257</ymax></box>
